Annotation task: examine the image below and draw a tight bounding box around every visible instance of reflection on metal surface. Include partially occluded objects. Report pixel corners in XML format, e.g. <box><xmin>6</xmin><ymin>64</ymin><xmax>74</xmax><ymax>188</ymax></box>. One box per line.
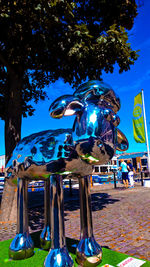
<box><xmin>9</xmin><ymin>233</ymin><xmax>34</xmax><ymax>260</ymax></box>
<box><xmin>50</xmin><ymin>175</ymin><xmax>65</xmax><ymax>249</ymax></box>
<box><xmin>76</xmin><ymin>177</ymin><xmax>102</xmax><ymax>266</ymax></box>
<box><xmin>49</xmin><ymin>95</ymin><xmax>84</xmax><ymax>118</ymax></box>
<box><xmin>9</xmin><ymin>179</ymin><xmax>34</xmax><ymax>259</ymax></box>
<box><xmin>44</xmin><ymin>175</ymin><xmax>73</xmax><ymax>267</ymax></box>
<box><xmin>6</xmin><ymin>80</ymin><xmax>128</xmax><ymax>265</ymax></box>
<box><xmin>115</xmin><ymin>128</ymin><xmax>129</xmax><ymax>151</ymax></box>
<box><xmin>73</xmin><ymin>80</ymin><xmax>120</xmax><ymax>113</ymax></box>
<box><xmin>6</xmin><ymin>81</ymin><xmax>128</xmax><ymax>183</ymax></box>
<box><xmin>40</xmin><ymin>179</ymin><xmax>51</xmax><ymax>250</ymax></box>
<box><xmin>44</xmin><ymin>247</ymin><xmax>74</xmax><ymax>267</ymax></box>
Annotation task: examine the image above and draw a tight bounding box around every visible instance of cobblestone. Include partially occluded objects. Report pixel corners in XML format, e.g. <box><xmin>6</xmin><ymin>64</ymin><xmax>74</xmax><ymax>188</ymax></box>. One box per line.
<box><xmin>0</xmin><ymin>182</ymin><xmax>150</xmax><ymax>262</ymax></box>
<box><xmin>64</xmin><ymin>182</ymin><xmax>150</xmax><ymax>261</ymax></box>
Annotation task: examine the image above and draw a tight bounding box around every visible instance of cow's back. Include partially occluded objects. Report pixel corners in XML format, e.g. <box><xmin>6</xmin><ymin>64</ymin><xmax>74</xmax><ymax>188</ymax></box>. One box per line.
<box><xmin>7</xmin><ymin>128</ymin><xmax>73</xmax><ymax>171</ymax></box>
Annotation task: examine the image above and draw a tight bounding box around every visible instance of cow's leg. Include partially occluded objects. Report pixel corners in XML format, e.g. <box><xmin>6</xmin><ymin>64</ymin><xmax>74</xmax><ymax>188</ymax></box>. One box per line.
<box><xmin>9</xmin><ymin>178</ymin><xmax>34</xmax><ymax>260</ymax></box>
<box><xmin>44</xmin><ymin>175</ymin><xmax>73</xmax><ymax>267</ymax></box>
<box><xmin>40</xmin><ymin>179</ymin><xmax>51</xmax><ymax>250</ymax></box>
<box><xmin>76</xmin><ymin>176</ymin><xmax>102</xmax><ymax>266</ymax></box>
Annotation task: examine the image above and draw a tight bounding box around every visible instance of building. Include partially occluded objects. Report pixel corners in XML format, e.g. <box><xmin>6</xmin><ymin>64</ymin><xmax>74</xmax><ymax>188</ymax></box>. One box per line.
<box><xmin>93</xmin><ymin>151</ymin><xmax>149</xmax><ymax>174</ymax></box>
<box><xmin>0</xmin><ymin>155</ymin><xmax>5</xmax><ymax>172</ymax></box>
<box><xmin>93</xmin><ymin>155</ymin><xmax>118</xmax><ymax>174</ymax></box>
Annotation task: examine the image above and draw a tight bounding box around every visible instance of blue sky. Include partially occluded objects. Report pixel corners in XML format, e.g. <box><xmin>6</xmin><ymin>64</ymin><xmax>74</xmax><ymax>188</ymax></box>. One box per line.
<box><xmin>1</xmin><ymin>0</ymin><xmax>150</xmax><ymax>156</ymax></box>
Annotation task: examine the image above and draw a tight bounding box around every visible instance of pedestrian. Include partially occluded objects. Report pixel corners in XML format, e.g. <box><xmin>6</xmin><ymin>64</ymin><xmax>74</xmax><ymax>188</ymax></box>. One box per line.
<box><xmin>127</xmin><ymin>160</ymin><xmax>135</xmax><ymax>188</ymax></box>
<box><xmin>119</xmin><ymin>159</ymin><xmax>129</xmax><ymax>188</ymax></box>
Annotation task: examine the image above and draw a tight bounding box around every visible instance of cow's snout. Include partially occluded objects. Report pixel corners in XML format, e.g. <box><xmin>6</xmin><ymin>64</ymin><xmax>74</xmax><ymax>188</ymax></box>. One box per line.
<box><xmin>75</xmin><ymin>136</ymin><xmax>115</xmax><ymax>164</ymax></box>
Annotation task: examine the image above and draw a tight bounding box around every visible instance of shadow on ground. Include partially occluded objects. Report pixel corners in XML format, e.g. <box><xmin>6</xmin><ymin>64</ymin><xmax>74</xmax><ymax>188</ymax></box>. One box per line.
<box><xmin>28</xmin><ymin>188</ymin><xmax>120</xmax><ymax>231</ymax></box>
<box><xmin>64</xmin><ymin>190</ymin><xmax>120</xmax><ymax>212</ymax></box>
<box><xmin>30</xmin><ymin>230</ymin><xmax>109</xmax><ymax>254</ymax></box>
<box><xmin>29</xmin><ymin>207</ymin><xmax>44</xmax><ymax>231</ymax></box>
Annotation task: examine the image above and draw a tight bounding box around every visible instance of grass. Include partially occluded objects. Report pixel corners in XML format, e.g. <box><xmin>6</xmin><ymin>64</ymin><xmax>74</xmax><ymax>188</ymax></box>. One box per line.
<box><xmin>0</xmin><ymin>231</ymin><xmax>150</xmax><ymax>266</ymax></box>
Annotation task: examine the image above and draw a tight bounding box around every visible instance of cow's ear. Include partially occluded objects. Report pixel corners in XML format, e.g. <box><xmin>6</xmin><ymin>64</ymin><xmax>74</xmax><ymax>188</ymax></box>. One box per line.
<box><xmin>49</xmin><ymin>95</ymin><xmax>84</xmax><ymax>118</ymax></box>
<box><xmin>115</xmin><ymin>129</ymin><xmax>129</xmax><ymax>151</ymax></box>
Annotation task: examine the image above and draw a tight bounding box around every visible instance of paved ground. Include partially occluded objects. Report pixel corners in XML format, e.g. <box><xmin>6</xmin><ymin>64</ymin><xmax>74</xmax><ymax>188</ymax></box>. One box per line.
<box><xmin>63</xmin><ymin>183</ymin><xmax>150</xmax><ymax>262</ymax></box>
<box><xmin>0</xmin><ymin>181</ymin><xmax>150</xmax><ymax>262</ymax></box>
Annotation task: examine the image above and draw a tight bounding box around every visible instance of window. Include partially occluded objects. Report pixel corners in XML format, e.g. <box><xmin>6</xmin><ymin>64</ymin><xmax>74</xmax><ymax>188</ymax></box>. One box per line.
<box><xmin>141</xmin><ymin>158</ymin><xmax>147</xmax><ymax>166</ymax></box>
<box><xmin>101</xmin><ymin>166</ymin><xmax>108</xmax><ymax>172</ymax></box>
<box><xmin>94</xmin><ymin>167</ymin><xmax>99</xmax><ymax>173</ymax></box>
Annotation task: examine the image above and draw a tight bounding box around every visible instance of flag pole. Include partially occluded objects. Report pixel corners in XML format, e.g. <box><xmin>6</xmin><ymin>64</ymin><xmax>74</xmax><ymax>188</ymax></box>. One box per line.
<box><xmin>141</xmin><ymin>89</ymin><xmax>150</xmax><ymax>174</ymax></box>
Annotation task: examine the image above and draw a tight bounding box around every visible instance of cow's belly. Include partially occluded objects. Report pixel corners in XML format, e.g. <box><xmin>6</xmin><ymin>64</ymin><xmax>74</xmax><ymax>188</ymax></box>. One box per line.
<box><xmin>65</xmin><ymin>157</ymin><xmax>92</xmax><ymax>177</ymax></box>
<box><xmin>7</xmin><ymin>156</ymin><xmax>93</xmax><ymax>186</ymax></box>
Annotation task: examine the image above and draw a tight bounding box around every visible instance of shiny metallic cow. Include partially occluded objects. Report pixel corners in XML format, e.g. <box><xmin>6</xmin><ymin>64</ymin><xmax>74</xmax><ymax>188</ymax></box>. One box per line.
<box><xmin>6</xmin><ymin>80</ymin><xmax>128</xmax><ymax>266</ymax></box>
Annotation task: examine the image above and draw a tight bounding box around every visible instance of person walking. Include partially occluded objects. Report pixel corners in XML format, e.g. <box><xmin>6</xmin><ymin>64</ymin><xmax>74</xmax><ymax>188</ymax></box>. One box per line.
<box><xmin>120</xmin><ymin>159</ymin><xmax>129</xmax><ymax>188</ymax></box>
<box><xmin>127</xmin><ymin>160</ymin><xmax>135</xmax><ymax>188</ymax></box>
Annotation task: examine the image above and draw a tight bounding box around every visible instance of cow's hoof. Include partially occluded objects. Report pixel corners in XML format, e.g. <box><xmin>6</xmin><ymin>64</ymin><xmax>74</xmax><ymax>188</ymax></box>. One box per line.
<box><xmin>76</xmin><ymin>237</ymin><xmax>102</xmax><ymax>266</ymax></box>
<box><xmin>9</xmin><ymin>233</ymin><xmax>34</xmax><ymax>260</ymax></box>
<box><xmin>44</xmin><ymin>247</ymin><xmax>74</xmax><ymax>267</ymax></box>
<box><xmin>40</xmin><ymin>225</ymin><xmax>51</xmax><ymax>250</ymax></box>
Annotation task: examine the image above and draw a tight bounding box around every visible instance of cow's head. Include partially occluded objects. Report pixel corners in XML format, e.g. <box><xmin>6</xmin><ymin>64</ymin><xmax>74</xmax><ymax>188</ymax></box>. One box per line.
<box><xmin>49</xmin><ymin>80</ymin><xmax>128</xmax><ymax>165</ymax></box>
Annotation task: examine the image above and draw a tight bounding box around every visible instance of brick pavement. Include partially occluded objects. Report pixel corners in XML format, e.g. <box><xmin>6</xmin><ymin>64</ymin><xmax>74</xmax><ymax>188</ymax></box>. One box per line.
<box><xmin>64</xmin><ymin>183</ymin><xmax>150</xmax><ymax>261</ymax></box>
<box><xmin>0</xmin><ymin>182</ymin><xmax>150</xmax><ymax>262</ymax></box>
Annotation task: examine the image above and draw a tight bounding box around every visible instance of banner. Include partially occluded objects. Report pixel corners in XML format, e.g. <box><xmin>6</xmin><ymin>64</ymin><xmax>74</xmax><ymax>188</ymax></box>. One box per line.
<box><xmin>133</xmin><ymin>92</ymin><xmax>145</xmax><ymax>143</ymax></box>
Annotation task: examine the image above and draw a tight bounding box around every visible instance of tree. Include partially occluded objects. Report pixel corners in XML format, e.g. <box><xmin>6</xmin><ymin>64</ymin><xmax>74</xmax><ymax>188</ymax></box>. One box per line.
<box><xmin>0</xmin><ymin>0</ymin><xmax>138</xmax><ymax>222</ymax></box>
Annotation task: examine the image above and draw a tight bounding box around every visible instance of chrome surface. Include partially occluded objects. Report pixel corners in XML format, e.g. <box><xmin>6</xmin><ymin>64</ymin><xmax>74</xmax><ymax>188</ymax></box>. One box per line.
<box><xmin>76</xmin><ymin>177</ymin><xmax>102</xmax><ymax>266</ymax></box>
<box><xmin>49</xmin><ymin>94</ymin><xmax>84</xmax><ymax>118</ymax></box>
<box><xmin>73</xmin><ymin>80</ymin><xmax>120</xmax><ymax>113</ymax></box>
<box><xmin>9</xmin><ymin>233</ymin><xmax>34</xmax><ymax>260</ymax></box>
<box><xmin>6</xmin><ymin>81</ymin><xmax>128</xmax><ymax>184</ymax></box>
<box><xmin>6</xmin><ymin>81</ymin><xmax>128</xmax><ymax>183</ymax></box>
<box><xmin>6</xmin><ymin>80</ymin><xmax>129</xmax><ymax>265</ymax></box>
<box><xmin>40</xmin><ymin>179</ymin><xmax>51</xmax><ymax>250</ymax></box>
<box><xmin>115</xmin><ymin>128</ymin><xmax>129</xmax><ymax>151</ymax></box>
<box><xmin>44</xmin><ymin>247</ymin><xmax>74</xmax><ymax>267</ymax></box>
<box><xmin>9</xmin><ymin>179</ymin><xmax>34</xmax><ymax>259</ymax></box>
<box><xmin>50</xmin><ymin>175</ymin><xmax>65</xmax><ymax>249</ymax></box>
<box><xmin>6</xmin><ymin>129</ymin><xmax>73</xmax><ymax>183</ymax></box>
<box><xmin>45</xmin><ymin>175</ymin><xmax>73</xmax><ymax>266</ymax></box>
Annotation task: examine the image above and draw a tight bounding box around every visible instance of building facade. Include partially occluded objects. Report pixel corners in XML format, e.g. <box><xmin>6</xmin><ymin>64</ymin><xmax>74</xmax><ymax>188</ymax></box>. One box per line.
<box><xmin>93</xmin><ymin>156</ymin><xmax>118</xmax><ymax>174</ymax></box>
<box><xmin>93</xmin><ymin>152</ymin><xmax>149</xmax><ymax>174</ymax></box>
<box><xmin>0</xmin><ymin>155</ymin><xmax>5</xmax><ymax>172</ymax></box>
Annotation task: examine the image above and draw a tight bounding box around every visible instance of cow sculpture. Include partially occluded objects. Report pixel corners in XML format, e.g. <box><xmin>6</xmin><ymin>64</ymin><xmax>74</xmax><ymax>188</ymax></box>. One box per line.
<box><xmin>6</xmin><ymin>80</ymin><xmax>128</xmax><ymax>266</ymax></box>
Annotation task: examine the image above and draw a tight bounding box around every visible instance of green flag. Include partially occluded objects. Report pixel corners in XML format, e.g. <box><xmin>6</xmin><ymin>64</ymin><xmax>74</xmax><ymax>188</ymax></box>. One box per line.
<box><xmin>133</xmin><ymin>92</ymin><xmax>145</xmax><ymax>143</ymax></box>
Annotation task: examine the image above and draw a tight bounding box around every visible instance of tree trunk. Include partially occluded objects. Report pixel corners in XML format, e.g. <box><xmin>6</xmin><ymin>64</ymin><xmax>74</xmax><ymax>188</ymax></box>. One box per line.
<box><xmin>5</xmin><ymin>72</ymin><xmax>22</xmax><ymax>164</ymax></box>
<box><xmin>0</xmin><ymin>71</ymin><xmax>22</xmax><ymax>223</ymax></box>
<box><xmin>0</xmin><ymin>182</ymin><xmax>17</xmax><ymax>223</ymax></box>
